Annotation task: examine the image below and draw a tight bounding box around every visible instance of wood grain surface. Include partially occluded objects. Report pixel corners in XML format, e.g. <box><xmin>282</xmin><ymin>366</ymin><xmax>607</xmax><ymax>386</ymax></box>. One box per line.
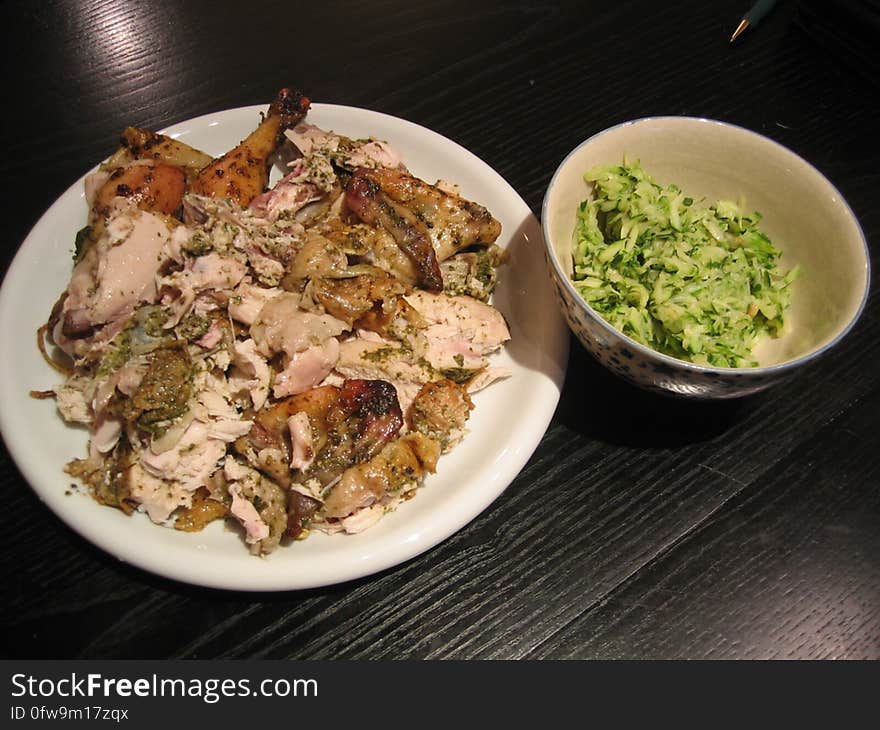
<box><xmin>1</xmin><ymin>0</ymin><xmax>877</xmax><ymax>659</ymax></box>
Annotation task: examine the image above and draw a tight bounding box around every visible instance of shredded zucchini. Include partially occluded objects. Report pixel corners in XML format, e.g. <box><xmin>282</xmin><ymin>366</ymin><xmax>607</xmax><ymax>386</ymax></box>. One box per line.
<box><xmin>572</xmin><ymin>162</ymin><xmax>798</xmax><ymax>367</ymax></box>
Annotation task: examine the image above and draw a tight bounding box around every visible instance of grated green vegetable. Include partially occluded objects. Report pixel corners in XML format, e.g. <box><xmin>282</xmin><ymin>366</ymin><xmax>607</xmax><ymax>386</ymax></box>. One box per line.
<box><xmin>572</xmin><ymin>162</ymin><xmax>798</xmax><ymax>368</ymax></box>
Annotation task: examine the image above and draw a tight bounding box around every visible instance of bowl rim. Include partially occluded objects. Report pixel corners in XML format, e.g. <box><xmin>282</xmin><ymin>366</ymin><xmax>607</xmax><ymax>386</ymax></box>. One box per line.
<box><xmin>541</xmin><ymin>115</ymin><xmax>872</xmax><ymax>375</ymax></box>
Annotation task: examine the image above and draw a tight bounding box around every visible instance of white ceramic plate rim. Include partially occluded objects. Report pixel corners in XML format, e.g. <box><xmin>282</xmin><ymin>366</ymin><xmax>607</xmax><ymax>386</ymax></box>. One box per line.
<box><xmin>0</xmin><ymin>103</ymin><xmax>568</xmax><ymax>591</ymax></box>
<box><xmin>542</xmin><ymin>116</ymin><xmax>871</xmax><ymax>376</ymax></box>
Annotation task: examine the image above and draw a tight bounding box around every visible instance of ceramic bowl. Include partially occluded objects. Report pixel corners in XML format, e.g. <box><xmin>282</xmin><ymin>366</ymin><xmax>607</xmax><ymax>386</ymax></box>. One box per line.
<box><xmin>542</xmin><ymin>117</ymin><xmax>870</xmax><ymax>398</ymax></box>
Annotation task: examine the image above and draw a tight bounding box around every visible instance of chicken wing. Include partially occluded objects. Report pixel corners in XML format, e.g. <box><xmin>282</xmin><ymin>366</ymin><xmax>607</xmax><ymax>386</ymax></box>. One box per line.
<box><xmin>345</xmin><ymin>167</ymin><xmax>444</xmax><ymax>291</ymax></box>
<box><xmin>344</xmin><ymin>166</ymin><xmax>503</xmax><ymax>291</ymax></box>
<box><xmin>103</xmin><ymin>126</ymin><xmax>214</xmax><ymax>179</ymax></box>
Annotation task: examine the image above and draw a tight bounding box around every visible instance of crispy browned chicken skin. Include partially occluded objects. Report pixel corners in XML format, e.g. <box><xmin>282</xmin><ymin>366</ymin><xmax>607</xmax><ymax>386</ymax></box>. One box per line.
<box><xmin>345</xmin><ymin>166</ymin><xmax>502</xmax><ymax>291</ymax></box>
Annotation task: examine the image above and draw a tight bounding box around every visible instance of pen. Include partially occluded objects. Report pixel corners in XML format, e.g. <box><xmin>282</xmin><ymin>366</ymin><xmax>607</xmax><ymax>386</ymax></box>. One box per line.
<box><xmin>730</xmin><ymin>0</ymin><xmax>779</xmax><ymax>43</ymax></box>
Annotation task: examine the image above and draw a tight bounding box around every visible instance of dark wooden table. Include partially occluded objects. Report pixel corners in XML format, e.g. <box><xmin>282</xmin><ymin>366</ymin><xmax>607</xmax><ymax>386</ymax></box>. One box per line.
<box><xmin>2</xmin><ymin>0</ymin><xmax>878</xmax><ymax>660</ymax></box>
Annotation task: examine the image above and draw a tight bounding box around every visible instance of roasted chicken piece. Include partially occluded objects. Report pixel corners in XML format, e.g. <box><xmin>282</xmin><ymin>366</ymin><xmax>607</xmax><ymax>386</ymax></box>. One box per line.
<box><xmin>408</xmin><ymin>378</ymin><xmax>473</xmax><ymax>452</ymax></box>
<box><xmin>65</xmin><ymin>440</ymin><xmax>137</xmax><ymax>513</ymax></box>
<box><xmin>191</xmin><ymin>88</ymin><xmax>311</xmax><ymax>207</ymax></box>
<box><xmin>86</xmin><ymin>88</ymin><xmax>310</xmax><ymax>232</ymax></box>
<box><xmin>174</xmin><ymin>486</ymin><xmax>228</xmax><ymax>532</ymax></box>
<box><xmin>311</xmin><ymin>269</ymin><xmax>407</xmax><ymax>327</ymax></box>
<box><xmin>233</xmin><ymin>378</ymin><xmax>405</xmax><ymax>536</ymax></box>
<box><xmin>317</xmin><ymin>219</ymin><xmax>422</xmax><ymax>288</ymax></box>
<box><xmin>234</xmin><ymin>383</ymin><xmax>340</xmax><ymax>488</ymax></box>
<box><xmin>224</xmin><ymin>458</ymin><xmax>288</xmax><ymax>554</ymax></box>
<box><xmin>345</xmin><ymin>168</ymin><xmax>443</xmax><ymax>291</ymax></box>
<box><xmin>357</xmin><ymin>296</ymin><xmax>427</xmax><ymax>344</ymax></box>
<box><xmin>344</xmin><ymin>166</ymin><xmax>503</xmax><ymax>291</ymax></box>
<box><xmin>57</xmin><ymin>209</ymin><xmax>175</xmax><ymax>345</ymax></box>
<box><xmin>439</xmin><ymin>245</ymin><xmax>507</xmax><ymax>301</ymax></box>
<box><xmin>91</xmin><ymin>162</ymin><xmax>186</xmax><ymax>222</ymax></box>
<box><xmin>321</xmin><ymin>432</ymin><xmax>440</xmax><ymax>519</ymax></box>
<box><xmin>103</xmin><ymin>126</ymin><xmax>214</xmax><ymax>180</ymax></box>
<box><xmin>307</xmin><ymin>378</ymin><xmax>404</xmax><ymax>486</ymax></box>
<box><xmin>234</xmin><ymin>379</ymin><xmax>403</xmax><ymax>488</ymax></box>
<box><xmin>404</xmin><ymin>290</ymin><xmax>510</xmax><ymax>372</ymax></box>
<box><xmin>83</xmin><ymin>127</ymin><xmax>215</xmax><ymax>247</ymax></box>
<box><xmin>282</xmin><ymin>231</ymin><xmax>352</xmax><ymax>289</ymax></box>
<box><xmin>78</xmin><ymin>162</ymin><xmax>186</xmax><ymax>267</ymax></box>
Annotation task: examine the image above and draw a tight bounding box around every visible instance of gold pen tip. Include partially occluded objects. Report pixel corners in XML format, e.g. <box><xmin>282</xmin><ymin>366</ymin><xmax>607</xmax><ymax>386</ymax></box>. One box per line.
<box><xmin>730</xmin><ymin>18</ymin><xmax>750</xmax><ymax>43</ymax></box>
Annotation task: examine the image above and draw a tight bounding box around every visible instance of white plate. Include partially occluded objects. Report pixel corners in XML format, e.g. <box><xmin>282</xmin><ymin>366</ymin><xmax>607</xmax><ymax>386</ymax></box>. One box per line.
<box><xmin>0</xmin><ymin>104</ymin><xmax>568</xmax><ymax>591</ymax></box>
